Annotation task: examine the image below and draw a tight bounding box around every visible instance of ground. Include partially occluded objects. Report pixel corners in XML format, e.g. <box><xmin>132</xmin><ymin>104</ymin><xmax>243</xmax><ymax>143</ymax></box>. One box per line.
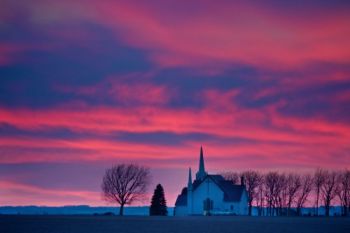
<box><xmin>1</xmin><ymin>215</ymin><xmax>349</xmax><ymax>233</ymax></box>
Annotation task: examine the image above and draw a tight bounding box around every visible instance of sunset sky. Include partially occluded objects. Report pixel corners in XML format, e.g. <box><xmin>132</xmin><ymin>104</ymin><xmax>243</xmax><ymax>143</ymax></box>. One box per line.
<box><xmin>0</xmin><ymin>0</ymin><xmax>350</xmax><ymax>206</ymax></box>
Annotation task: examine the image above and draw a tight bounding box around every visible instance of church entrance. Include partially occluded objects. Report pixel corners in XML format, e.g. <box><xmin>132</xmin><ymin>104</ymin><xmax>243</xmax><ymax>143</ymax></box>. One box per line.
<box><xmin>203</xmin><ymin>198</ymin><xmax>213</xmax><ymax>215</ymax></box>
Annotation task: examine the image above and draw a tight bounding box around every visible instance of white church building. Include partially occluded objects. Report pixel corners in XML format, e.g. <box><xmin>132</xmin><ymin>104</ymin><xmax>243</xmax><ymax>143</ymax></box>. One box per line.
<box><xmin>174</xmin><ymin>147</ymin><xmax>248</xmax><ymax>216</ymax></box>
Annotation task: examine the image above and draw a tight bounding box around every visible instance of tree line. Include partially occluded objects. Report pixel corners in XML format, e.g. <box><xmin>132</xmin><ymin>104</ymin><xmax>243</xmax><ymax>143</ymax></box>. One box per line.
<box><xmin>100</xmin><ymin>163</ymin><xmax>349</xmax><ymax>217</ymax></box>
<box><xmin>222</xmin><ymin>168</ymin><xmax>350</xmax><ymax>216</ymax></box>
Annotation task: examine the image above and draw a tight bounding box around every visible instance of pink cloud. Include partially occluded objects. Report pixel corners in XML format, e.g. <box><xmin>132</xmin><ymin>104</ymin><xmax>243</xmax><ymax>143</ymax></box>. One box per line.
<box><xmin>56</xmin><ymin>73</ymin><xmax>174</xmax><ymax>106</ymax></box>
<box><xmin>1</xmin><ymin>0</ymin><xmax>349</xmax><ymax>207</ymax></box>
<box><xmin>0</xmin><ymin>88</ymin><xmax>349</xmax><ymax>143</ymax></box>
<box><xmin>108</xmin><ymin>82</ymin><xmax>173</xmax><ymax>105</ymax></box>
<box><xmin>4</xmin><ymin>1</ymin><xmax>349</xmax><ymax>70</ymax></box>
<box><xmin>0</xmin><ymin>43</ymin><xmax>26</xmax><ymax>66</ymax></box>
<box><xmin>0</xmin><ymin>180</ymin><xmax>102</xmax><ymax>206</ymax></box>
<box><xmin>0</xmin><ymin>89</ymin><xmax>349</xmax><ymax>170</ymax></box>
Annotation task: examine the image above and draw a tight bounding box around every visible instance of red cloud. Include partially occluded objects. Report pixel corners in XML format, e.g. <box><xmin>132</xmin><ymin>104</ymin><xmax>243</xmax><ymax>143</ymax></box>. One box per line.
<box><xmin>0</xmin><ymin>89</ymin><xmax>349</xmax><ymax>170</ymax></box>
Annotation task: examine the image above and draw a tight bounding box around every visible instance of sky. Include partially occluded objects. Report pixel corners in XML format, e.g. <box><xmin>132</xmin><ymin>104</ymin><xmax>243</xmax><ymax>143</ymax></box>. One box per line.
<box><xmin>0</xmin><ymin>0</ymin><xmax>350</xmax><ymax>207</ymax></box>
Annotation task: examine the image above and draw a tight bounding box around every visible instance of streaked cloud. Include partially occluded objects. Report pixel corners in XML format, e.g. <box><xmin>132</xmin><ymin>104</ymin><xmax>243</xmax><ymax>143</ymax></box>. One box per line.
<box><xmin>0</xmin><ymin>0</ymin><xmax>349</xmax><ymax>206</ymax></box>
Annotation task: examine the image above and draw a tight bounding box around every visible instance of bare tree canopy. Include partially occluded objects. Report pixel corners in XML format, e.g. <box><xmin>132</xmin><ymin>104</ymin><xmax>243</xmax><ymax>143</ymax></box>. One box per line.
<box><xmin>221</xmin><ymin>171</ymin><xmax>240</xmax><ymax>184</ymax></box>
<box><xmin>296</xmin><ymin>174</ymin><xmax>313</xmax><ymax>216</ymax></box>
<box><xmin>314</xmin><ymin>168</ymin><xmax>326</xmax><ymax>216</ymax></box>
<box><xmin>102</xmin><ymin>164</ymin><xmax>151</xmax><ymax>215</ymax></box>
<box><xmin>241</xmin><ymin>170</ymin><xmax>261</xmax><ymax>216</ymax></box>
<box><xmin>336</xmin><ymin>170</ymin><xmax>350</xmax><ymax>216</ymax></box>
<box><xmin>256</xmin><ymin>175</ymin><xmax>265</xmax><ymax>216</ymax></box>
<box><xmin>321</xmin><ymin>170</ymin><xmax>338</xmax><ymax>217</ymax></box>
<box><xmin>264</xmin><ymin>172</ymin><xmax>279</xmax><ymax>216</ymax></box>
<box><xmin>220</xmin><ymin>168</ymin><xmax>350</xmax><ymax>217</ymax></box>
<box><xmin>285</xmin><ymin>173</ymin><xmax>301</xmax><ymax>216</ymax></box>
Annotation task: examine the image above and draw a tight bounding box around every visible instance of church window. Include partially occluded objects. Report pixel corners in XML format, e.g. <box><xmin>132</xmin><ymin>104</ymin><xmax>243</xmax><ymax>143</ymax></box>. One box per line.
<box><xmin>203</xmin><ymin>198</ymin><xmax>213</xmax><ymax>211</ymax></box>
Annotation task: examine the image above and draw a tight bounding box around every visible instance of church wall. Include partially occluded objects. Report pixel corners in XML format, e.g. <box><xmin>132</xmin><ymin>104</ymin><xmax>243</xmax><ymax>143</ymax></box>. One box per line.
<box><xmin>174</xmin><ymin>206</ymin><xmax>187</xmax><ymax>216</ymax></box>
<box><xmin>222</xmin><ymin>202</ymin><xmax>241</xmax><ymax>214</ymax></box>
<box><xmin>221</xmin><ymin>201</ymin><xmax>246</xmax><ymax>215</ymax></box>
<box><xmin>238</xmin><ymin>190</ymin><xmax>249</xmax><ymax>215</ymax></box>
<box><xmin>191</xmin><ymin>178</ymin><xmax>225</xmax><ymax>215</ymax></box>
<box><xmin>222</xmin><ymin>192</ymin><xmax>248</xmax><ymax>215</ymax></box>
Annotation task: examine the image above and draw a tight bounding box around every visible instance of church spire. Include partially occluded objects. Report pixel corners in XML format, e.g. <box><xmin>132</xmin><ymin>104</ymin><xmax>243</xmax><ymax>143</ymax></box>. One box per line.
<box><xmin>199</xmin><ymin>146</ymin><xmax>205</xmax><ymax>173</ymax></box>
<box><xmin>196</xmin><ymin>146</ymin><xmax>207</xmax><ymax>180</ymax></box>
<box><xmin>188</xmin><ymin>167</ymin><xmax>192</xmax><ymax>190</ymax></box>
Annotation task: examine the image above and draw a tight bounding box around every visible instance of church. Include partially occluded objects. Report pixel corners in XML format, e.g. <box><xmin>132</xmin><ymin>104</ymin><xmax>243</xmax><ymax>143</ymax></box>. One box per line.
<box><xmin>174</xmin><ymin>147</ymin><xmax>249</xmax><ymax>216</ymax></box>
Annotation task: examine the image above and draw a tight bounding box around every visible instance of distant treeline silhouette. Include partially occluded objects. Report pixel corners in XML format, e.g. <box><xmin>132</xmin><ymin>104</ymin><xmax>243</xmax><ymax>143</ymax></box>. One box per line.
<box><xmin>221</xmin><ymin>169</ymin><xmax>350</xmax><ymax>217</ymax></box>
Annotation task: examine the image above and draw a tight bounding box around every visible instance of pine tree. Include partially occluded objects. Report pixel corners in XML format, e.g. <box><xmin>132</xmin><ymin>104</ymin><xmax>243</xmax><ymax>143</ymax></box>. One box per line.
<box><xmin>150</xmin><ymin>184</ymin><xmax>168</xmax><ymax>216</ymax></box>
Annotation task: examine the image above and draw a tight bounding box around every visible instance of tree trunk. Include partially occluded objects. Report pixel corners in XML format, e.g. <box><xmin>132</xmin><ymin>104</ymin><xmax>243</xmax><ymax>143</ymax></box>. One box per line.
<box><xmin>345</xmin><ymin>205</ymin><xmax>348</xmax><ymax>216</ymax></box>
<box><xmin>248</xmin><ymin>203</ymin><xmax>252</xmax><ymax>216</ymax></box>
<box><xmin>316</xmin><ymin>192</ymin><xmax>319</xmax><ymax>216</ymax></box>
<box><xmin>297</xmin><ymin>206</ymin><xmax>301</xmax><ymax>216</ymax></box>
<box><xmin>119</xmin><ymin>204</ymin><xmax>124</xmax><ymax>216</ymax></box>
<box><xmin>325</xmin><ymin>204</ymin><xmax>330</xmax><ymax>217</ymax></box>
<box><xmin>287</xmin><ymin>203</ymin><xmax>291</xmax><ymax>216</ymax></box>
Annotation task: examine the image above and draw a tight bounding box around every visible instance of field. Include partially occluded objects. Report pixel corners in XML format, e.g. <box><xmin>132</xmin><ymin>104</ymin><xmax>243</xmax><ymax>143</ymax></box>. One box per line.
<box><xmin>1</xmin><ymin>215</ymin><xmax>349</xmax><ymax>233</ymax></box>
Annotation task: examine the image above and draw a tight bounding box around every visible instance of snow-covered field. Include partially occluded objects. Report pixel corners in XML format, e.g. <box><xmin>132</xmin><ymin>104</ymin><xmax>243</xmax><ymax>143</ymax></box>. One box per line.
<box><xmin>1</xmin><ymin>215</ymin><xmax>349</xmax><ymax>233</ymax></box>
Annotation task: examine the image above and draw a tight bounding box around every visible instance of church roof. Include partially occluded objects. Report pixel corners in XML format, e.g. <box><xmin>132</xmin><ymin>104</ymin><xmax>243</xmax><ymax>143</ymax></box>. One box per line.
<box><xmin>174</xmin><ymin>187</ymin><xmax>187</xmax><ymax>206</ymax></box>
<box><xmin>195</xmin><ymin>175</ymin><xmax>245</xmax><ymax>202</ymax></box>
<box><xmin>174</xmin><ymin>175</ymin><xmax>246</xmax><ymax>206</ymax></box>
<box><xmin>218</xmin><ymin>180</ymin><xmax>246</xmax><ymax>202</ymax></box>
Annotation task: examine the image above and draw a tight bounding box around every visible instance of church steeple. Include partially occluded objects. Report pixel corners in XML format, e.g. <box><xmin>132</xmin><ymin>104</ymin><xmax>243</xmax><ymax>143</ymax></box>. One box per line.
<box><xmin>187</xmin><ymin>167</ymin><xmax>193</xmax><ymax>215</ymax></box>
<box><xmin>196</xmin><ymin>146</ymin><xmax>207</xmax><ymax>180</ymax></box>
<box><xmin>187</xmin><ymin>167</ymin><xmax>192</xmax><ymax>190</ymax></box>
<box><xmin>199</xmin><ymin>146</ymin><xmax>205</xmax><ymax>173</ymax></box>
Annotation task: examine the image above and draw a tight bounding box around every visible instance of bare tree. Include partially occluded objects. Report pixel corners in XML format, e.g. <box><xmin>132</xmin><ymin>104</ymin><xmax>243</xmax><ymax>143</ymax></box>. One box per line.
<box><xmin>222</xmin><ymin>168</ymin><xmax>349</xmax><ymax>217</ymax></box>
<box><xmin>296</xmin><ymin>174</ymin><xmax>313</xmax><ymax>216</ymax></box>
<box><xmin>285</xmin><ymin>173</ymin><xmax>302</xmax><ymax>216</ymax></box>
<box><xmin>221</xmin><ymin>171</ymin><xmax>240</xmax><ymax>184</ymax></box>
<box><xmin>265</xmin><ymin>172</ymin><xmax>279</xmax><ymax>216</ymax></box>
<box><xmin>102</xmin><ymin>164</ymin><xmax>151</xmax><ymax>216</ymax></box>
<box><xmin>335</xmin><ymin>170</ymin><xmax>350</xmax><ymax>216</ymax></box>
<box><xmin>275</xmin><ymin>173</ymin><xmax>287</xmax><ymax>216</ymax></box>
<box><xmin>256</xmin><ymin>174</ymin><xmax>265</xmax><ymax>216</ymax></box>
<box><xmin>241</xmin><ymin>170</ymin><xmax>261</xmax><ymax>216</ymax></box>
<box><xmin>314</xmin><ymin>168</ymin><xmax>326</xmax><ymax>216</ymax></box>
<box><xmin>321</xmin><ymin>170</ymin><xmax>338</xmax><ymax>217</ymax></box>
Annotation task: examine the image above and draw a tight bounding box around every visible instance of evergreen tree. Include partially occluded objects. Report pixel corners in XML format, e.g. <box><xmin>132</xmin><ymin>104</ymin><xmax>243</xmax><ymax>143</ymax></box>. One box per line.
<box><xmin>150</xmin><ymin>184</ymin><xmax>168</xmax><ymax>216</ymax></box>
